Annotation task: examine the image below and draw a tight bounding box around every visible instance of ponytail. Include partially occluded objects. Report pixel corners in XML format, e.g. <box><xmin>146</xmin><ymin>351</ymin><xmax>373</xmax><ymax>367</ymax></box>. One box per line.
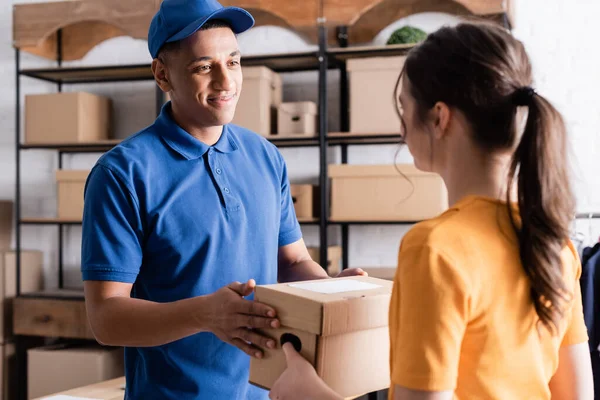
<box><xmin>507</xmin><ymin>92</ymin><xmax>575</xmax><ymax>334</ymax></box>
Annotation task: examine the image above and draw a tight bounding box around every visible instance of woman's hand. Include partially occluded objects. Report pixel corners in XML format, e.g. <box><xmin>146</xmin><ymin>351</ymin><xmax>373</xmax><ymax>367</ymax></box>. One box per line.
<box><xmin>269</xmin><ymin>343</ymin><xmax>342</xmax><ymax>400</ymax></box>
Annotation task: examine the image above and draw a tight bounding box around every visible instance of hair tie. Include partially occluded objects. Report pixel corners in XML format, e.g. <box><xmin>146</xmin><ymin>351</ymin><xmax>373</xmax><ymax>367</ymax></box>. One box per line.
<box><xmin>513</xmin><ymin>86</ymin><xmax>536</xmax><ymax>106</ymax></box>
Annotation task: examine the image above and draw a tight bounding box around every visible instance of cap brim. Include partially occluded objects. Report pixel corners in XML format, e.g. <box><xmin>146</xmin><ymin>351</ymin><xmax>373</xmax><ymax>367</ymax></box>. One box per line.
<box><xmin>166</xmin><ymin>7</ymin><xmax>255</xmax><ymax>44</ymax></box>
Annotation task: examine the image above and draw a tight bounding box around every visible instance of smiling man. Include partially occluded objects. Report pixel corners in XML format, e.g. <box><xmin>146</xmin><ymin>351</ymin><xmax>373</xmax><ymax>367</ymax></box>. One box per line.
<box><xmin>80</xmin><ymin>0</ymin><xmax>365</xmax><ymax>399</ymax></box>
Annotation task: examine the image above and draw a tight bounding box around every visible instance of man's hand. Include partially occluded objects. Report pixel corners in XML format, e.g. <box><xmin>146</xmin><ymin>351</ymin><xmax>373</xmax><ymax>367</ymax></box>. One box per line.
<box><xmin>269</xmin><ymin>343</ymin><xmax>342</xmax><ymax>400</ymax></box>
<box><xmin>203</xmin><ymin>279</ymin><xmax>280</xmax><ymax>358</ymax></box>
<box><xmin>336</xmin><ymin>268</ymin><xmax>368</xmax><ymax>278</ymax></box>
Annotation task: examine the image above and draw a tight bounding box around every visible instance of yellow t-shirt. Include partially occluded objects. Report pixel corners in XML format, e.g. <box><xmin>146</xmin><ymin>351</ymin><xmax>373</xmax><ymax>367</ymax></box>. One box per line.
<box><xmin>388</xmin><ymin>195</ymin><xmax>588</xmax><ymax>399</ymax></box>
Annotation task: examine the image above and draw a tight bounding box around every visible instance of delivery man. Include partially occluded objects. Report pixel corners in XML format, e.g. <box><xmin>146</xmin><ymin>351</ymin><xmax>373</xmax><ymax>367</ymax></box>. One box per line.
<box><xmin>80</xmin><ymin>0</ymin><xmax>365</xmax><ymax>398</ymax></box>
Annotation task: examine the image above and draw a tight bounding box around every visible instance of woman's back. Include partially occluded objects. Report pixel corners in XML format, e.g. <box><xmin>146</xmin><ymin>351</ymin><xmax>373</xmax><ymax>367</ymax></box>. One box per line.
<box><xmin>389</xmin><ymin>195</ymin><xmax>588</xmax><ymax>399</ymax></box>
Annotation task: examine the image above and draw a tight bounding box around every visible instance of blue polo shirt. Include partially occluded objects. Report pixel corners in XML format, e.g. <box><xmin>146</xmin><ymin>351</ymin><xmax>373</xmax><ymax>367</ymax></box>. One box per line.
<box><xmin>81</xmin><ymin>102</ymin><xmax>302</xmax><ymax>399</ymax></box>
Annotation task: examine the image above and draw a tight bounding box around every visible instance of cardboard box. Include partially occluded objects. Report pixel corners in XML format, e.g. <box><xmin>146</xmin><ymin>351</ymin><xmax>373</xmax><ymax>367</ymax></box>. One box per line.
<box><xmin>28</xmin><ymin>344</ymin><xmax>124</xmax><ymax>399</ymax></box>
<box><xmin>360</xmin><ymin>267</ymin><xmax>396</xmax><ymax>281</ymax></box>
<box><xmin>0</xmin><ymin>202</ymin><xmax>12</xmax><ymax>250</ymax></box>
<box><xmin>31</xmin><ymin>376</ymin><xmax>125</xmax><ymax>400</ymax></box>
<box><xmin>56</xmin><ymin>170</ymin><xmax>90</xmax><ymax>220</ymax></box>
<box><xmin>25</xmin><ymin>92</ymin><xmax>111</xmax><ymax>144</ymax></box>
<box><xmin>277</xmin><ymin>101</ymin><xmax>317</xmax><ymax>135</ymax></box>
<box><xmin>250</xmin><ymin>276</ymin><xmax>392</xmax><ymax>398</ymax></box>
<box><xmin>347</xmin><ymin>56</ymin><xmax>406</xmax><ymax>134</ymax></box>
<box><xmin>307</xmin><ymin>246</ymin><xmax>343</xmax><ymax>277</ymax></box>
<box><xmin>0</xmin><ymin>251</ymin><xmax>43</xmax><ymax>343</ymax></box>
<box><xmin>329</xmin><ymin>164</ymin><xmax>448</xmax><ymax>221</ymax></box>
<box><xmin>232</xmin><ymin>66</ymin><xmax>282</xmax><ymax>136</ymax></box>
<box><xmin>291</xmin><ymin>184</ymin><xmax>318</xmax><ymax>219</ymax></box>
<box><xmin>0</xmin><ymin>343</ymin><xmax>15</xmax><ymax>400</ymax></box>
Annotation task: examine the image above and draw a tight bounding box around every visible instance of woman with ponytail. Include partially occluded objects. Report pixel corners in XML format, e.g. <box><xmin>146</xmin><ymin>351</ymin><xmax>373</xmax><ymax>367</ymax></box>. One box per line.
<box><xmin>268</xmin><ymin>21</ymin><xmax>594</xmax><ymax>400</ymax></box>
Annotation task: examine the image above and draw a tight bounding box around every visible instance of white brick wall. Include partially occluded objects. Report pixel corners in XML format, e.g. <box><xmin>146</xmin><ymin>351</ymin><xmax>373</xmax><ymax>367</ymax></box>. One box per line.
<box><xmin>1</xmin><ymin>1</ymin><xmax>599</xmax><ymax>288</ymax></box>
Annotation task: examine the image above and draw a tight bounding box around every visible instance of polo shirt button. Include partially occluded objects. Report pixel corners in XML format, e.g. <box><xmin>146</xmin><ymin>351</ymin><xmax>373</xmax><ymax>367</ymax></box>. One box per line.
<box><xmin>216</xmin><ymin>168</ymin><xmax>222</xmax><ymax>174</ymax></box>
<box><xmin>208</xmin><ymin>149</ymin><xmax>214</xmax><ymax>155</ymax></box>
<box><xmin>223</xmin><ymin>187</ymin><xmax>230</xmax><ymax>194</ymax></box>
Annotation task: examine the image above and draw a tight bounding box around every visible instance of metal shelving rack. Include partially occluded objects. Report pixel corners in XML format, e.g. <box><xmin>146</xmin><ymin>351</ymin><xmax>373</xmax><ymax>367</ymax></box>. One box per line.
<box><xmin>13</xmin><ymin>22</ymin><xmax>416</xmax><ymax>400</ymax></box>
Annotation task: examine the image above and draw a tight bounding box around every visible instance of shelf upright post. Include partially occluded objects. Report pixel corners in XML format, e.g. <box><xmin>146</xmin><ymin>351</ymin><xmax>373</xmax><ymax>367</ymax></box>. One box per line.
<box><xmin>317</xmin><ymin>20</ymin><xmax>329</xmax><ymax>272</ymax></box>
<box><xmin>57</xmin><ymin>29</ymin><xmax>64</xmax><ymax>289</ymax></box>
<box><xmin>14</xmin><ymin>45</ymin><xmax>27</xmax><ymax>400</ymax></box>
<box><xmin>336</xmin><ymin>26</ymin><xmax>350</xmax><ymax>272</ymax></box>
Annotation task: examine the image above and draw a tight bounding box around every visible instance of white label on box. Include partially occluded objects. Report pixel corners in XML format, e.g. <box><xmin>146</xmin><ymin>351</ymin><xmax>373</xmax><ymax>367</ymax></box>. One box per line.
<box><xmin>42</xmin><ymin>396</ymin><xmax>101</xmax><ymax>400</ymax></box>
<box><xmin>289</xmin><ymin>279</ymin><xmax>381</xmax><ymax>294</ymax></box>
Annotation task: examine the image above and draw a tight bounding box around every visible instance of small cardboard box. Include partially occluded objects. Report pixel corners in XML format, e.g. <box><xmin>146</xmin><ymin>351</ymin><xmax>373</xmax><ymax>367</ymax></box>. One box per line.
<box><xmin>25</xmin><ymin>92</ymin><xmax>111</xmax><ymax>144</ymax></box>
<box><xmin>232</xmin><ymin>66</ymin><xmax>282</xmax><ymax>136</ymax></box>
<box><xmin>290</xmin><ymin>184</ymin><xmax>319</xmax><ymax>219</ymax></box>
<box><xmin>0</xmin><ymin>202</ymin><xmax>12</xmax><ymax>250</ymax></box>
<box><xmin>307</xmin><ymin>246</ymin><xmax>343</xmax><ymax>277</ymax></box>
<box><xmin>250</xmin><ymin>276</ymin><xmax>392</xmax><ymax>398</ymax></box>
<box><xmin>56</xmin><ymin>170</ymin><xmax>90</xmax><ymax>220</ymax></box>
<box><xmin>277</xmin><ymin>101</ymin><xmax>317</xmax><ymax>135</ymax></box>
<box><xmin>28</xmin><ymin>344</ymin><xmax>124</xmax><ymax>399</ymax></box>
<box><xmin>329</xmin><ymin>164</ymin><xmax>448</xmax><ymax>221</ymax></box>
<box><xmin>347</xmin><ymin>56</ymin><xmax>406</xmax><ymax>134</ymax></box>
<box><xmin>0</xmin><ymin>250</ymin><xmax>44</xmax><ymax>343</ymax></box>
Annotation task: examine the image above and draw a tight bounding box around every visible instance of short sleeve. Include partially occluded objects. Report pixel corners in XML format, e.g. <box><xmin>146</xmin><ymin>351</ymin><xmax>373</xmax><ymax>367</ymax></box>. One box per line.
<box><xmin>81</xmin><ymin>164</ymin><xmax>144</xmax><ymax>283</ymax></box>
<box><xmin>389</xmin><ymin>245</ymin><xmax>470</xmax><ymax>391</ymax></box>
<box><xmin>277</xmin><ymin>156</ymin><xmax>302</xmax><ymax>247</ymax></box>
<box><xmin>561</xmin><ymin>255</ymin><xmax>589</xmax><ymax>347</ymax></box>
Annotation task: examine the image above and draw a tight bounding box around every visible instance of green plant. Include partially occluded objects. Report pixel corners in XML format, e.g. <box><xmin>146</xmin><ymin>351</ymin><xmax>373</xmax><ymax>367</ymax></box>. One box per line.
<box><xmin>387</xmin><ymin>26</ymin><xmax>428</xmax><ymax>45</ymax></box>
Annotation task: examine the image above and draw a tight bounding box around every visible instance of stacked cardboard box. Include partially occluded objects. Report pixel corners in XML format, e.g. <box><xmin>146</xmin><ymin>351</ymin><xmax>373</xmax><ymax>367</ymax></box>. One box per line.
<box><xmin>0</xmin><ymin>250</ymin><xmax>44</xmax><ymax>399</ymax></box>
<box><xmin>28</xmin><ymin>344</ymin><xmax>124</xmax><ymax>399</ymax></box>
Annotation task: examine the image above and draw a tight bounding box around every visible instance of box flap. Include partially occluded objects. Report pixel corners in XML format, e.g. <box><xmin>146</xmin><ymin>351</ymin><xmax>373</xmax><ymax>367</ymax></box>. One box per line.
<box><xmin>279</xmin><ymin>101</ymin><xmax>317</xmax><ymax>115</ymax></box>
<box><xmin>328</xmin><ymin>164</ymin><xmax>440</xmax><ymax>178</ymax></box>
<box><xmin>55</xmin><ymin>170</ymin><xmax>90</xmax><ymax>182</ymax></box>
<box><xmin>255</xmin><ymin>276</ymin><xmax>392</xmax><ymax>336</ymax></box>
<box><xmin>243</xmin><ymin>65</ymin><xmax>275</xmax><ymax>80</ymax></box>
<box><xmin>347</xmin><ymin>56</ymin><xmax>406</xmax><ymax>72</ymax></box>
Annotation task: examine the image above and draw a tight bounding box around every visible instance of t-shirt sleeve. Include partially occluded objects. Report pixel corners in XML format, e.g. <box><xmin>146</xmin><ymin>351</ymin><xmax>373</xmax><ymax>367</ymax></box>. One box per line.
<box><xmin>81</xmin><ymin>164</ymin><xmax>144</xmax><ymax>283</ymax></box>
<box><xmin>561</xmin><ymin>253</ymin><xmax>589</xmax><ymax>347</ymax></box>
<box><xmin>390</xmin><ymin>244</ymin><xmax>470</xmax><ymax>391</ymax></box>
<box><xmin>277</xmin><ymin>156</ymin><xmax>302</xmax><ymax>247</ymax></box>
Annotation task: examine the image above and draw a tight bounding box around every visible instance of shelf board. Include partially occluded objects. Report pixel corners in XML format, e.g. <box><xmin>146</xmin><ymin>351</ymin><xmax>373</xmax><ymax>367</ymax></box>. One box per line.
<box><xmin>298</xmin><ymin>217</ymin><xmax>319</xmax><ymax>224</ymax></box>
<box><xmin>328</xmin><ymin>44</ymin><xmax>415</xmax><ymax>62</ymax></box>
<box><xmin>20</xmin><ymin>135</ymin><xmax>322</xmax><ymax>152</ymax></box>
<box><xmin>265</xmin><ymin>134</ymin><xmax>319</xmax><ymax>147</ymax></box>
<box><xmin>20</xmin><ymin>217</ymin><xmax>82</xmax><ymax>225</ymax></box>
<box><xmin>18</xmin><ymin>288</ymin><xmax>84</xmax><ymax>301</ymax></box>
<box><xmin>18</xmin><ymin>52</ymin><xmax>321</xmax><ymax>84</ymax></box>
<box><xmin>327</xmin><ymin>132</ymin><xmax>402</xmax><ymax>146</ymax></box>
<box><xmin>328</xmin><ymin>219</ymin><xmax>418</xmax><ymax>225</ymax></box>
<box><xmin>20</xmin><ymin>140</ymin><xmax>121</xmax><ymax>152</ymax></box>
<box><xmin>17</xmin><ymin>46</ymin><xmax>414</xmax><ymax>85</ymax></box>
<box><xmin>21</xmin><ymin>217</ymin><xmax>319</xmax><ymax>226</ymax></box>
<box><xmin>20</xmin><ymin>64</ymin><xmax>154</xmax><ymax>84</ymax></box>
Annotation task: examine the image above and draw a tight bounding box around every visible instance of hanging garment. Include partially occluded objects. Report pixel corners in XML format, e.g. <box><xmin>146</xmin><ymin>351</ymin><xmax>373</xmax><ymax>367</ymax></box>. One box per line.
<box><xmin>581</xmin><ymin>243</ymin><xmax>600</xmax><ymax>398</ymax></box>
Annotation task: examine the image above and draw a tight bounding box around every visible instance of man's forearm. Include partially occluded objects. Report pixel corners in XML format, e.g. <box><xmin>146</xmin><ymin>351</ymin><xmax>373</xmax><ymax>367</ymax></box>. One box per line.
<box><xmin>278</xmin><ymin>260</ymin><xmax>329</xmax><ymax>283</ymax></box>
<box><xmin>88</xmin><ymin>295</ymin><xmax>207</xmax><ymax>347</ymax></box>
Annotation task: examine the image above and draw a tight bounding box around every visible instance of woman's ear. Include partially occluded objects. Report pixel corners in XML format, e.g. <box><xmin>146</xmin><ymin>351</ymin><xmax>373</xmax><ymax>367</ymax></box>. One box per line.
<box><xmin>431</xmin><ymin>101</ymin><xmax>451</xmax><ymax>139</ymax></box>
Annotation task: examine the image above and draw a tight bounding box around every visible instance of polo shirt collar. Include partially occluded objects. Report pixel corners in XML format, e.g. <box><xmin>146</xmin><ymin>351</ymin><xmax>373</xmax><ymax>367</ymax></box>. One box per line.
<box><xmin>156</xmin><ymin>102</ymin><xmax>239</xmax><ymax>160</ymax></box>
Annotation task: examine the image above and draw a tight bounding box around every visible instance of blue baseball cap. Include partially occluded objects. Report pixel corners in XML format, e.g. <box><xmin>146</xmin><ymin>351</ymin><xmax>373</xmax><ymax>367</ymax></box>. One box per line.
<box><xmin>148</xmin><ymin>0</ymin><xmax>255</xmax><ymax>59</ymax></box>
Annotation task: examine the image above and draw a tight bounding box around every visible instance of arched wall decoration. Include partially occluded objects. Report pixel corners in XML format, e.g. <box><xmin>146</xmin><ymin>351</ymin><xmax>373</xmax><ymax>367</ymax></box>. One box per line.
<box><xmin>13</xmin><ymin>0</ymin><xmax>320</xmax><ymax>61</ymax></box>
<box><xmin>321</xmin><ymin>0</ymin><xmax>512</xmax><ymax>45</ymax></box>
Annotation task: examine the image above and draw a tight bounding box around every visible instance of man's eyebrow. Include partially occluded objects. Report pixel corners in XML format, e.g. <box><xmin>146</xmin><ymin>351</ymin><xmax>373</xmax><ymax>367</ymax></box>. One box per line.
<box><xmin>187</xmin><ymin>56</ymin><xmax>212</xmax><ymax>67</ymax></box>
<box><xmin>187</xmin><ymin>51</ymin><xmax>241</xmax><ymax>67</ymax></box>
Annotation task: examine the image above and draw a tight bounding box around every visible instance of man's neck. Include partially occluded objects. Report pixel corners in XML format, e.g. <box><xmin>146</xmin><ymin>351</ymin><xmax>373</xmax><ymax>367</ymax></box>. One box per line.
<box><xmin>170</xmin><ymin>104</ymin><xmax>223</xmax><ymax>146</ymax></box>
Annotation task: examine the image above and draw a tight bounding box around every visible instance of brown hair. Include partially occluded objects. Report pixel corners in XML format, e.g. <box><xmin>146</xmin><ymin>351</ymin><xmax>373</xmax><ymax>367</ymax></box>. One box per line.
<box><xmin>396</xmin><ymin>21</ymin><xmax>574</xmax><ymax>334</ymax></box>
